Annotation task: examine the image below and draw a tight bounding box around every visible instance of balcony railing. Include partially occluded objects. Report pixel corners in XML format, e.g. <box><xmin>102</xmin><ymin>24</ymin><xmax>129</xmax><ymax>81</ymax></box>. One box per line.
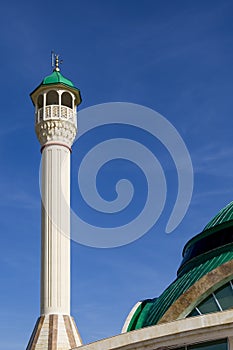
<box><xmin>36</xmin><ymin>105</ymin><xmax>76</xmax><ymax>125</ymax></box>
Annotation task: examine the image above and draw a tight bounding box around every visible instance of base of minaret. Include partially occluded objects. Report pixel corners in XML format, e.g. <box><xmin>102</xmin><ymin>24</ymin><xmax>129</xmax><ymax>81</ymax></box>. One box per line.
<box><xmin>26</xmin><ymin>315</ymin><xmax>82</xmax><ymax>350</ymax></box>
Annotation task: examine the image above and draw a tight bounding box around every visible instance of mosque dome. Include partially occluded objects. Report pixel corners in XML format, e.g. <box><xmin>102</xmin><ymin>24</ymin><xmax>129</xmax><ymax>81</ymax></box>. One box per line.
<box><xmin>124</xmin><ymin>201</ymin><xmax>233</xmax><ymax>332</ymax></box>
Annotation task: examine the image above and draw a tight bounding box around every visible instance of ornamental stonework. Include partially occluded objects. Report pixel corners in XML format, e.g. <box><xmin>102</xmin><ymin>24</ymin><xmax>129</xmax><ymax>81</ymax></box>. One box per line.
<box><xmin>35</xmin><ymin>119</ymin><xmax>77</xmax><ymax>147</ymax></box>
<box><xmin>37</xmin><ymin>105</ymin><xmax>76</xmax><ymax>125</ymax></box>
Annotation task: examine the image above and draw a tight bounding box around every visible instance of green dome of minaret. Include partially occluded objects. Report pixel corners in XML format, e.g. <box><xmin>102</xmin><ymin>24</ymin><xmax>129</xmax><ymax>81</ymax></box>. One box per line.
<box><xmin>41</xmin><ymin>54</ymin><xmax>75</xmax><ymax>87</ymax></box>
<box><xmin>42</xmin><ymin>70</ymin><xmax>74</xmax><ymax>88</ymax></box>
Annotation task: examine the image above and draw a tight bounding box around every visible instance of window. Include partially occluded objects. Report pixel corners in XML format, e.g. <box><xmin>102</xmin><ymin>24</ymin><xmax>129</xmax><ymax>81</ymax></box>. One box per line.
<box><xmin>189</xmin><ymin>339</ymin><xmax>227</xmax><ymax>349</ymax></box>
<box><xmin>61</xmin><ymin>92</ymin><xmax>72</xmax><ymax>108</ymax></box>
<box><xmin>198</xmin><ymin>294</ymin><xmax>219</xmax><ymax>314</ymax></box>
<box><xmin>215</xmin><ymin>281</ymin><xmax>233</xmax><ymax>310</ymax></box>
<box><xmin>188</xmin><ymin>280</ymin><xmax>233</xmax><ymax>317</ymax></box>
<box><xmin>46</xmin><ymin>90</ymin><xmax>58</xmax><ymax>105</ymax></box>
<box><xmin>174</xmin><ymin>338</ymin><xmax>227</xmax><ymax>350</ymax></box>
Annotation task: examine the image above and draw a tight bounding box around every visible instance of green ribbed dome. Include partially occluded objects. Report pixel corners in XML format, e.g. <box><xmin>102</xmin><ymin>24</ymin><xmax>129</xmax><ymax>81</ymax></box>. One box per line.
<box><xmin>181</xmin><ymin>201</ymin><xmax>233</xmax><ymax>262</ymax></box>
<box><xmin>42</xmin><ymin>70</ymin><xmax>74</xmax><ymax>88</ymax></box>
<box><xmin>126</xmin><ymin>246</ymin><xmax>233</xmax><ymax>331</ymax></box>
<box><xmin>204</xmin><ymin>201</ymin><xmax>233</xmax><ymax>230</ymax></box>
<box><xmin>126</xmin><ymin>201</ymin><xmax>233</xmax><ymax>332</ymax></box>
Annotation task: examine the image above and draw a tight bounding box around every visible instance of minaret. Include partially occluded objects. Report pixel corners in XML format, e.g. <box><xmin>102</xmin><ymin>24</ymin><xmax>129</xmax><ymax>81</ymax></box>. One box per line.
<box><xmin>27</xmin><ymin>55</ymin><xmax>82</xmax><ymax>350</ymax></box>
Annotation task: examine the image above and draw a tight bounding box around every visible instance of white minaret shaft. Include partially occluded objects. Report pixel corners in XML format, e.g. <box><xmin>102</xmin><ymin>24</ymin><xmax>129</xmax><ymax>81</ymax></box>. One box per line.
<box><xmin>41</xmin><ymin>145</ymin><xmax>71</xmax><ymax>315</ymax></box>
<box><xmin>27</xmin><ymin>56</ymin><xmax>82</xmax><ymax>350</ymax></box>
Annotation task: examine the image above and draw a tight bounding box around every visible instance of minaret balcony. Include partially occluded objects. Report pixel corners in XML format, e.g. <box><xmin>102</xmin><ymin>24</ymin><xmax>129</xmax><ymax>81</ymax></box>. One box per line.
<box><xmin>36</xmin><ymin>105</ymin><xmax>77</xmax><ymax>126</ymax></box>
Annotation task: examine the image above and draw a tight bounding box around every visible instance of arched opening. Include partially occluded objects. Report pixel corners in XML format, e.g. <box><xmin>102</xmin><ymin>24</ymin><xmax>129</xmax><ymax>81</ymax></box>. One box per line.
<box><xmin>46</xmin><ymin>90</ymin><xmax>59</xmax><ymax>105</ymax></box>
<box><xmin>187</xmin><ymin>279</ymin><xmax>233</xmax><ymax>318</ymax></box>
<box><xmin>37</xmin><ymin>94</ymin><xmax>43</xmax><ymax>108</ymax></box>
<box><xmin>61</xmin><ymin>92</ymin><xmax>72</xmax><ymax>108</ymax></box>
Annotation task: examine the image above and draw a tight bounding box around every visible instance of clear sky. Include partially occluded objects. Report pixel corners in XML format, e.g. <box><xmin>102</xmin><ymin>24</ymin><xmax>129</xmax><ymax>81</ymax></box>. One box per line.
<box><xmin>1</xmin><ymin>0</ymin><xmax>233</xmax><ymax>348</ymax></box>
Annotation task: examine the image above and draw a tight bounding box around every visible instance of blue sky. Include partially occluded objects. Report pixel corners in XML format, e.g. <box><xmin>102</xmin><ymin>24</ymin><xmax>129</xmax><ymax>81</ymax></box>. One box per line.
<box><xmin>1</xmin><ymin>0</ymin><xmax>233</xmax><ymax>348</ymax></box>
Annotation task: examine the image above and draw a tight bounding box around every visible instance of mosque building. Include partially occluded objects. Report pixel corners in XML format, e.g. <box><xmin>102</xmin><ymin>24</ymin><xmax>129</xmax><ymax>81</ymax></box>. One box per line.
<box><xmin>26</xmin><ymin>58</ymin><xmax>233</xmax><ymax>350</ymax></box>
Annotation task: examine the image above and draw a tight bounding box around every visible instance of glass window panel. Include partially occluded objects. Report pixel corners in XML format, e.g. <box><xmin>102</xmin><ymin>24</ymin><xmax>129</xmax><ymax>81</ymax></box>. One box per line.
<box><xmin>187</xmin><ymin>280</ymin><xmax>233</xmax><ymax>317</ymax></box>
<box><xmin>188</xmin><ymin>308</ymin><xmax>200</xmax><ymax>317</ymax></box>
<box><xmin>198</xmin><ymin>294</ymin><xmax>219</xmax><ymax>314</ymax></box>
<box><xmin>188</xmin><ymin>338</ymin><xmax>227</xmax><ymax>350</ymax></box>
<box><xmin>215</xmin><ymin>283</ymin><xmax>233</xmax><ymax>310</ymax></box>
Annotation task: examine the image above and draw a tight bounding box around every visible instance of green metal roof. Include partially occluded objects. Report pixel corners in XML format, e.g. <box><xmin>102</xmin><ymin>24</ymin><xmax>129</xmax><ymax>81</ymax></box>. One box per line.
<box><xmin>204</xmin><ymin>201</ymin><xmax>233</xmax><ymax>230</ymax></box>
<box><xmin>30</xmin><ymin>69</ymin><xmax>82</xmax><ymax>106</ymax></box>
<box><xmin>127</xmin><ymin>244</ymin><xmax>233</xmax><ymax>331</ymax></box>
<box><xmin>183</xmin><ymin>202</ymin><xmax>233</xmax><ymax>256</ymax></box>
<box><xmin>42</xmin><ymin>70</ymin><xmax>74</xmax><ymax>88</ymax></box>
<box><xmin>127</xmin><ymin>201</ymin><xmax>233</xmax><ymax>332</ymax></box>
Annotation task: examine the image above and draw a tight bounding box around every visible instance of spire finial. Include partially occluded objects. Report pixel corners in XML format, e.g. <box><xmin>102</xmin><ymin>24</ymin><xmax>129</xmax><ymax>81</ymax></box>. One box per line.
<box><xmin>51</xmin><ymin>51</ymin><xmax>62</xmax><ymax>72</ymax></box>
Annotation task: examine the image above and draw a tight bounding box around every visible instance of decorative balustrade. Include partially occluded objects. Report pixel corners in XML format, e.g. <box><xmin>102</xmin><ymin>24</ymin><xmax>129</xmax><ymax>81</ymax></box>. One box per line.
<box><xmin>37</xmin><ymin>105</ymin><xmax>76</xmax><ymax>125</ymax></box>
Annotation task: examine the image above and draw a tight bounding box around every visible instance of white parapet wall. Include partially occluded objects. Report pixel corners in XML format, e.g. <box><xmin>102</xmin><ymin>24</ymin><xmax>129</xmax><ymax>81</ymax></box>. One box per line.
<box><xmin>73</xmin><ymin>309</ymin><xmax>233</xmax><ymax>350</ymax></box>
